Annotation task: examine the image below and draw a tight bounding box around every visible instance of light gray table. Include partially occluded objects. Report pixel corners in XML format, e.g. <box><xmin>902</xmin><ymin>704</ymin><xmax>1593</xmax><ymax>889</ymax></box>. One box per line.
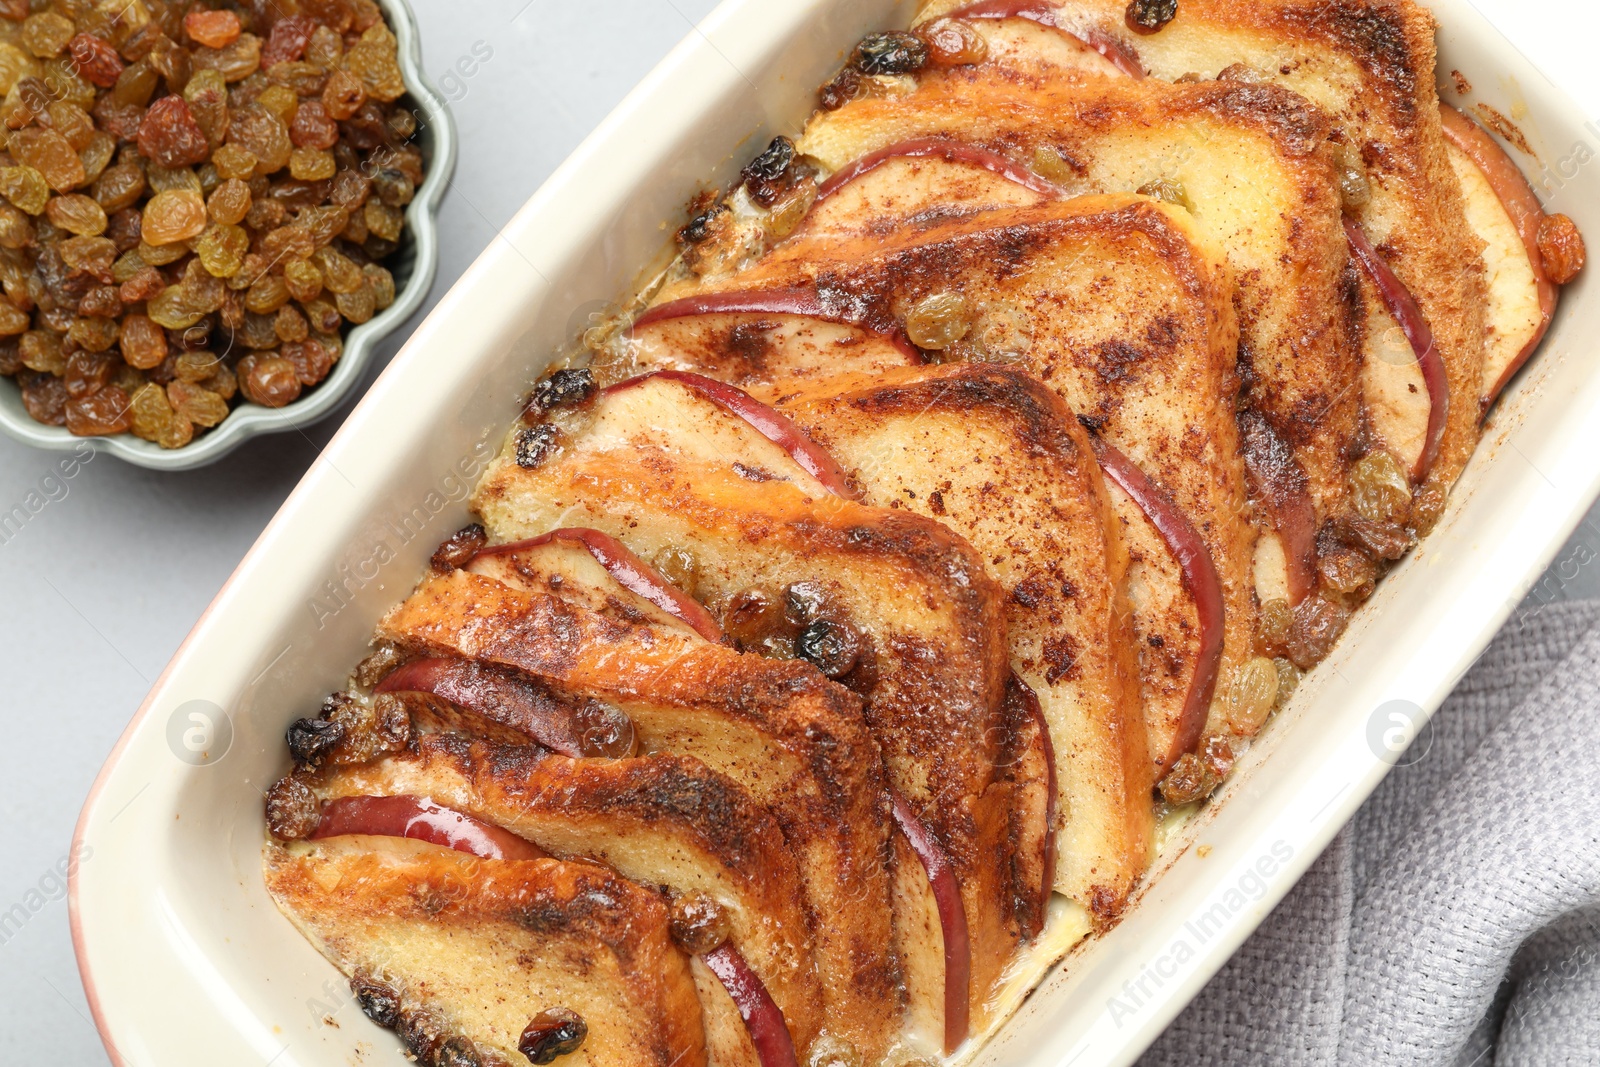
<box><xmin>0</xmin><ymin>0</ymin><xmax>1591</xmax><ymax>1062</ymax></box>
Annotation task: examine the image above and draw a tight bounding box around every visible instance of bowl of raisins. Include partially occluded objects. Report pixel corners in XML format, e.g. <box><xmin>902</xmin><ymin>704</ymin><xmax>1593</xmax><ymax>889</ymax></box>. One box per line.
<box><xmin>0</xmin><ymin>0</ymin><xmax>455</xmax><ymax>470</ymax></box>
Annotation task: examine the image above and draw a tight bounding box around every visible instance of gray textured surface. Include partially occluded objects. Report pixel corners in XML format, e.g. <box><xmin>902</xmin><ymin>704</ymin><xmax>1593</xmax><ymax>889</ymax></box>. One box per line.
<box><xmin>0</xmin><ymin>0</ymin><xmax>1595</xmax><ymax>1064</ymax></box>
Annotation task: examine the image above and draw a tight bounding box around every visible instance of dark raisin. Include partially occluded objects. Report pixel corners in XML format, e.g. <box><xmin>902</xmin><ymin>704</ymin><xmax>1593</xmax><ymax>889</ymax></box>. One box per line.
<box><xmin>796</xmin><ymin>618</ymin><xmax>861</xmax><ymax>678</ymax></box>
<box><xmin>1286</xmin><ymin>595</ymin><xmax>1351</xmax><ymax>669</ymax></box>
<box><xmin>349</xmin><ymin>973</ymin><xmax>401</xmax><ymax>1029</ymax></box>
<box><xmin>286</xmin><ymin>714</ymin><xmax>345</xmax><ymax>765</ymax></box>
<box><xmin>264</xmin><ymin>774</ymin><xmax>321</xmax><ymax>839</ymax></box>
<box><xmin>526</xmin><ymin>367</ymin><xmax>594</xmax><ymax>415</ymax></box>
<box><xmin>853</xmin><ymin>31</ymin><xmax>927</xmax><ymax>75</ymax></box>
<box><xmin>395</xmin><ymin>1010</ymin><xmax>447</xmax><ymax>1063</ymax></box>
<box><xmin>435</xmin><ymin>1037</ymin><xmax>482</xmax><ymax>1067</ymax></box>
<box><xmin>679</xmin><ymin>202</ymin><xmax>727</xmax><ymax>244</ymax></box>
<box><xmin>519</xmin><ymin>1008</ymin><xmax>588</xmax><ymax>1064</ymax></box>
<box><xmin>783</xmin><ymin>581</ymin><xmax>827</xmax><ymax>625</ymax></box>
<box><xmin>430</xmin><ymin>522</ymin><xmax>487</xmax><ymax>572</ymax></box>
<box><xmin>819</xmin><ymin>67</ymin><xmax>861</xmax><ymax>110</ymax></box>
<box><xmin>514</xmin><ymin>424</ymin><xmax>561</xmax><ymax>469</ymax></box>
<box><xmin>1126</xmin><ymin>0</ymin><xmax>1178</xmax><ymax>33</ymax></box>
<box><xmin>741</xmin><ymin>136</ymin><xmax>796</xmax><ymax>184</ymax></box>
<box><xmin>667</xmin><ymin>894</ymin><xmax>730</xmax><ymax>955</ymax></box>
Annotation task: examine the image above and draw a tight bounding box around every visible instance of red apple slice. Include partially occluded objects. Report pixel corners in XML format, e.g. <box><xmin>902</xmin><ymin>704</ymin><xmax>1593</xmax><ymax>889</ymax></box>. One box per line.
<box><xmin>890</xmin><ymin>789</ymin><xmax>972</xmax><ymax>1052</ymax></box>
<box><xmin>311</xmin><ymin>794</ymin><xmax>546</xmax><ymax>861</ymax></box>
<box><xmin>602</xmin><ymin>370</ymin><xmax>861</xmax><ymax>500</ymax></box>
<box><xmin>1438</xmin><ymin>103</ymin><xmax>1557</xmax><ymax>406</ymax></box>
<box><xmin>1093</xmin><ymin>440</ymin><xmax>1223</xmax><ymax>763</ymax></box>
<box><xmin>631</xmin><ymin>287</ymin><xmax>922</xmax><ymax>362</ymax></box>
<box><xmin>375</xmin><ymin>656</ymin><xmax>636</xmax><ymax>759</ymax></box>
<box><xmin>1343</xmin><ymin>215</ymin><xmax>1449</xmax><ymax>481</ymax></box>
<box><xmin>814</xmin><ymin>137</ymin><xmax>1064</xmax><ymax>205</ymax></box>
<box><xmin>471</xmin><ymin>528</ymin><xmax>726</xmax><ymax>645</ymax></box>
<box><xmin>701</xmin><ymin>942</ymin><xmax>800</xmax><ymax>1067</ymax></box>
<box><xmin>944</xmin><ymin>0</ymin><xmax>1145</xmax><ymax>78</ymax></box>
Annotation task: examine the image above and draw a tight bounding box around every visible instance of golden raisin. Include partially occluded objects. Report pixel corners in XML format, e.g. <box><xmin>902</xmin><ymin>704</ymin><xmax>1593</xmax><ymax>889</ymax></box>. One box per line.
<box><xmin>1350</xmin><ymin>451</ymin><xmax>1411</xmax><ymax>526</ymax></box>
<box><xmin>238</xmin><ymin>352</ymin><xmax>301</xmax><ymax>406</ymax></box>
<box><xmin>289</xmin><ymin>146</ymin><xmax>334</xmax><ymax>180</ymax></box>
<box><xmin>118</xmin><ymin>312</ymin><xmax>167</xmax><ymax>369</ymax></box>
<box><xmin>1538</xmin><ymin>213</ymin><xmax>1585</xmax><ymax>285</ymax></box>
<box><xmin>10</xmin><ymin>127</ymin><xmax>86</xmax><ymax>191</ymax></box>
<box><xmin>21</xmin><ymin>13</ymin><xmax>74</xmax><ymax>59</ymax></box>
<box><xmin>904</xmin><ymin>291</ymin><xmax>970</xmax><ymax>350</ymax></box>
<box><xmin>184</xmin><ymin>9</ymin><xmax>242</xmax><ymax>50</ymax></box>
<box><xmin>206</xmin><ymin>178</ymin><xmax>251</xmax><ymax>225</ymax></box>
<box><xmin>45</xmin><ymin>194</ymin><xmax>106</xmax><ymax>236</ymax></box>
<box><xmin>141</xmin><ymin>189</ymin><xmax>207</xmax><ymax>245</ymax></box>
<box><xmin>918</xmin><ymin>18</ymin><xmax>988</xmax><ymax>67</ymax></box>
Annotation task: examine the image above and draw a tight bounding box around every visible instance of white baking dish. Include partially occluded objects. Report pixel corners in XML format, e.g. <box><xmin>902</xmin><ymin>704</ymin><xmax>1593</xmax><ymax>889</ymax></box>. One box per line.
<box><xmin>68</xmin><ymin>1</ymin><xmax>1600</xmax><ymax>1064</ymax></box>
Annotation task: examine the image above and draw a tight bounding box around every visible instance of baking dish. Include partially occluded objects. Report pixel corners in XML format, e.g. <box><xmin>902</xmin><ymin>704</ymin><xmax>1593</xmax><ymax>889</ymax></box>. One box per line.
<box><xmin>68</xmin><ymin>0</ymin><xmax>1599</xmax><ymax>1064</ymax></box>
<box><xmin>0</xmin><ymin>0</ymin><xmax>456</xmax><ymax>472</ymax></box>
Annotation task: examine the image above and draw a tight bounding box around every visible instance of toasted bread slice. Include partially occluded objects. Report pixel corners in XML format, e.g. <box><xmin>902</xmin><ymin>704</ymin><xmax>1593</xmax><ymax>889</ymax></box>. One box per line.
<box><xmin>380</xmin><ymin>568</ymin><xmax>955</xmax><ymax>1050</ymax></box>
<box><xmin>694</xmin><ymin>197</ymin><xmax>1261</xmax><ymax>761</ymax></box>
<box><xmin>312</xmin><ymin>734</ymin><xmax>824</xmax><ymax>1057</ymax></box>
<box><xmin>797</xmin><ymin>69</ymin><xmax>1360</xmax><ymax>563</ymax></box>
<box><xmin>917</xmin><ymin>0</ymin><xmax>1487</xmax><ymax>492</ymax></box>
<box><xmin>265</xmin><ymin>836</ymin><xmax>707</xmax><ymax>1067</ymax></box>
<box><xmin>756</xmin><ymin>362</ymin><xmax>1153</xmax><ymax>914</ymax></box>
<box><xmin>385</xmin><ymin>557</ymin><xmax>906</xmax><ymax>1062</ymax></box>
<box><xmin>470</xmin><ymin>426</ymin><xmax>1021</xmax><ymax>1032</ymax></box>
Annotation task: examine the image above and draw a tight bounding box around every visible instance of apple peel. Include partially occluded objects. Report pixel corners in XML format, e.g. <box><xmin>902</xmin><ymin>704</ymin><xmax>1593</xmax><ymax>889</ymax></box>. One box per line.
<box><xmin>813</xmin><ymin>137</ymin><xmax>1065</xmax><ymax>205</ymax></box>
<box><xmin>701</xmin><ymin>942</ymin><xmax>800</xmax><ymax>1067</ymax></box>
<box><xmin>602</xmin><ymin>370</ymin><xmax>861</xmax><ymax>500</ymax></box>
<box><xmin>890</xmin><ymin>789</ymin><xmax>972</xmax><ymax>1052</ymax></box>
<box><xmin>1093</xmin><ymin>440</ymin><xmax>1224</xmax><ymax>764</ymax></box>
<box><xmin>631</xmin><ymin>287</ymin><xmax>922</xmax><ymax>363</ymax></box>
<box><xmin>944</xmin><ymin>0</ymin><xmax>1146</xmax><ymax>78</ymax></box>
<box><xmin>311</xmin><ymin>794</ymin><xmax>546</xmax><ymax>862</ymax></box>
<box><xmin>1343</xmin><ymin>215</ymin><xmax>1449</xmax><ymax>482</ymax></box>
<box><xmin>1438</xmin><ymin>103</ymin><xmax>1557</xmax><ymax>407</ymax></box>
<box><xmin>471</xmin><ymin>527</ymin><xmax>726</xmax><ymax>645</ymax></box>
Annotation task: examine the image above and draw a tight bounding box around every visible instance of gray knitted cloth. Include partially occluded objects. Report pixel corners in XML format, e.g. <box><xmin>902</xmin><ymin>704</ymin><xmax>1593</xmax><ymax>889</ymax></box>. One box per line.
<box><xmin>1138</xmin><ymin>598</ymin><xmax>1600</xmax><ymax>1067</ymax></box>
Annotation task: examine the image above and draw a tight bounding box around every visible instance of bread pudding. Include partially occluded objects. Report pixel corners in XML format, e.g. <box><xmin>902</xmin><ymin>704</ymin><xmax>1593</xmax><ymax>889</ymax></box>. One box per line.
<box><xmin>261</xmin><ymin>2</ymin><xmax>1583</xmax><ymax>1065</ymax></box>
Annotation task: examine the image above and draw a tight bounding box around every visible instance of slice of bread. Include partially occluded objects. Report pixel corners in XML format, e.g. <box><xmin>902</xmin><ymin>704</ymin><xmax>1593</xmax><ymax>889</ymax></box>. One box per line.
<box><xmin>265</xmin><ymin>836</ymin><xmax>707</xmax><ymax>1067</ymax></box>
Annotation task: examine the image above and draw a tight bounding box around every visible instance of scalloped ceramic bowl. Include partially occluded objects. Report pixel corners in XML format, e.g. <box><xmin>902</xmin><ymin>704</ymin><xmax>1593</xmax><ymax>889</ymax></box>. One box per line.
<box><xmin>68</xmin><ymin>1</ymin><xmax>1600</xmax><ymax>1065</ymax></box>
<box><xmin>0</xmin><ymin>0</ymin><xmax>455</xmax><ymax>471</ymax></box>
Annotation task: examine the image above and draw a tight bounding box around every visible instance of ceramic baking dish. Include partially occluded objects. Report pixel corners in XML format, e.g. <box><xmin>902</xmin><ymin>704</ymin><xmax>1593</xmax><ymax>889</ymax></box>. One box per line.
<box><xmin>68</xmin><ymin>0</ymin><xmax>1600</xmax><ymax>1063</ymax></box>
<box><xmin>0</xmin><ymin>0</ymin><xmax>456</xmax><ymax>471</ymax></box>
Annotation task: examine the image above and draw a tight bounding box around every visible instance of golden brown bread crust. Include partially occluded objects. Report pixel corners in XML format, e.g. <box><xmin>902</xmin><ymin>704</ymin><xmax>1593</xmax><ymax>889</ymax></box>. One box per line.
<box><xmin>470</xmin><ymin>441</ymin><xmax>1021</xmax><ymax>1025</ymax></box>
<box><xmin>265</xmin><ymin>837</ymin><xmax>707</xmax><ymax>1067</ymax></box>
<box><xmin>762</xmin><ymin>362</ymin><xmax>1153</xmax><ymax>917</ymax></box>
<box><xmin>929</xmin><ymin>0</ymin><xmax>1487</xmax><ymax>491</ymax></box>
<box><xmin>307</xmin><ymin>734</ymin><xmax>825</xmax><ymax>1054</ymax></box>
<box><xmin>377</xmin><ymin>579</ymin><xmax>904</xmax><ymax>1060</ymax></box>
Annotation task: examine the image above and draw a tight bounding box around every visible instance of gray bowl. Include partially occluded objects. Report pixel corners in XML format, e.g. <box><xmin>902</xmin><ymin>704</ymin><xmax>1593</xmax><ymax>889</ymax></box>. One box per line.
<box><xmin>0</xmin><ymin>0</ymin><xmax>457</xmax><ymax>471</ymax></box>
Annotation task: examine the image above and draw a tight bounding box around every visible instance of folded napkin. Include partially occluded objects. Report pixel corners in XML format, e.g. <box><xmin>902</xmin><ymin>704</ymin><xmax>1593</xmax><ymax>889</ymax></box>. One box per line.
<box><xmin>1139</xmin><ymin>597</ymin><xmax>1600</xmax><ymax>1067</ymax></box>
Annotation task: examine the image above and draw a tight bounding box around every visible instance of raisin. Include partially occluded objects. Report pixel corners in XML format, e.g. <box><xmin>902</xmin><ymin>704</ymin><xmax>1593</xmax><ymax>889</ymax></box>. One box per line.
<box><xmin>256</xmin><ymin>84</ymin><xmax>300</xmax><ymax>125</ymax></box>
<box><xmin>65</xmin><ymin>384</ymin><xmax>134</xmax><ymax>435</ymax></box>
<box><xmin>92</xmin><ymin>164</ymin><xmax>146</xmax><ymax>213</ymax></box>
<box><xmin>192</xmin><ymin>33</ymin><xmax>262</xmax><ymax>83</ymax></box>
<box><xmin>514</xmin><ymin>424</ymin><xmax>561</xmax><ymax>469</ymax></box>
<box><xmin>273</xmin><ymin>302</ymin><xmax>308</xmax><ymax>342</ymax></box>
<box><xmin>79</xmin><ymin>132</ymin><xmax>116</xmax><ymax>183</ymax></box>
<box><xmin>118</xmin><ymin>312</ymin><xmax>167</xmax><ymax>368</ymax></box>
<box><xmin>517</xmin><ymin>1011</ymin><xmax>587</xmax><ymax>1065</ymax></box>
<box><xmin>168</xmin><ymin>379</ymin><xmax>229</xmax><ymax>427</ymax></box>
<box><xmin>64</xmin><ymin>348</ymin><xmax>114</xmax><ymax>396</ymax></box>
<box><xmin>853</xmin><ymin>31</ymin><xmax>927</xmax><ymax>75</ymax></box>
<box><xmin>362</xmin><ymin>262</ymin><xmax>393</xmax><ymax>309</ymax></box>
<box><xmin>20</xmin><ymin>371</ymin><xmax>68</xmax><ymax>423</ymax></box>
<box><xmin>67</xmin><ymin>33</ymin><xmax>124</xmax><ymax>87</ymax></box>
<box><xmin>20</xmin><ymin>330</ymin><xmax>66</xmax><ymax>374</ymax></box>
<box><xmin>0</xmin><ymin>203</ymin><xmax>31</xmax><ymax>248</ymax></box>
<box><xmin>334</xmin><ymin>279</ymin><xmax>374</xmax><ymax>322</ymax></box>
<box><xmin>430</xmin><ymin>523</ymin><xmax>486</xmax><ymax>572</ymax></box>
<box><xmin>280</xmin><ymin>336</ymin><xmax>331</xmax><ymax>384</ymax></box>
<box><xmin>0</xmin><ymin>296</ymin><xmax>25</xmax><ymax>333</ymax></box>
<box><xmin>47</xmin><ymin>101</ymin><xmax>96</xmax><ymax>151</ymax></box>
<box><xmin>261</xmin><ymin>15</ymin><xmax>314</xmax><ymax>68</ymax></box>
<box><xmin>228</xmin><ymin>103</ymin><xmax>291</xmax><ymax>173</ymax></box>
<box><xmin>193</xmin><ymin>221</ymin><xmax>248</xmax><ymax>277</ymax></box>
<box><xmin>371</xmin><ymin>166</ymin><xmax>412</xmax><ymax>207</ymax></box>
<box><xmin>173</xmin><ymin>349</ymin><xmax>220</xmax><ymax>384</ymax></box>
<box><xmin>184</xmin><ymin>9</ymin><xmax>242</xmax><ymax>50</ymax></box>
<box><xmin>264</xmin><ymin>774</ymin><xmax>320</xmax><ymax>840</ymax></box>
<box><xmin>289</xmin><ymin>146</ymin><xmax>334</xmax><ymax>180</ymax></box>
<box><xmin>666</xmin><ymin>893</ymin><xmax>730</xmax><ymax>955</ymax></box>
<box><xmin>0</xmin><ymin>164</ymin><xmax>48</xmax><ymax>214</ymax></box>
<box><xmin>238</xmin><ymin>352</ymin><xmax>300</xmax><ymax>405</ymax></box>
<box><xmin>1285</xmin><ymin>595</ymin><xmax>1351</xmax><ymax>669</ymax></box>
<box><xmin>45</xmin><ymin>193</ymin><xmax>107</xmax><ymax>236</ymax></box>
<box><xmin>1538</xmin><ymin>213</ymin><xmax>1585</xmax><ymax>285</ymax></box>
<box><xmin>211</xmin><ymin>142</ymin><xmax>258</xmax><ymax>180</ymax></box>
<box><xmin>185</xmin><ymin>68</ymin><xmax>231</xmax><ymax>148</ymax></box>
<box><xmin>527</xmin><ymin>367</ymin><xmax>594</xmax><ymax>415</ymax></box>
<box><xmin>342</xmin><ymin>24</ymin><xmax>403</xmax><ymax>102</ymax></box>
<box><xmin>11</xmin><ymin>127</ymin><xmax>87</xmax><ymax>191</ymax></box>
<box><xmin>796</xmin><ymin>618</ymin><xmax>861</xmax><ymax>678</ymax></box>
<box><xmin>57</xmin><ymin>235</ymin><xmax>117</xmax><ymax>278</ymax></box>
<box><xmin>283</xmin><ymin>256</ymin><xmax>322</xmax><ymax>301</ymax></box>
<box><xmin>320</xmin><ymin>66</ymin><xmax>365</xmax><ymax>120</ymax></box>
<box><xmin>918</xmin><ymin>18</ymin><xmax>988</xmax><ymax>67</ymax></box>
<box><xmin>138</xmin><ymin>96</ymin><xmax>211</xmax><ymax>169</ymax></box>
<box><xmin>362</xmin><ymin>197</ymin><xmax>400</xmax><ymax>241</ymax></box>
<box><xmin>349</xmin><ymin>973</ymin><xmax>401</xmax><ymax>1029</ymax></box>
<box><xmin>1126</xmin><ymin>0</ymin><xmax>1178</xmax><ymax>33</ymax></box>
<box><xmin>141</xmin><ymin>188</ymin><xmax>207</xmax><ymax>244</ymax></box>
<box><xmin>301</xmin><ymin>297</ymin><xmax>340</xmax><ymax>333</ymax></box>
<box><xmin>110</xmin><ymin>58</ymin><xmax>160</xmax><ymax>109</ymax></box>
<box><xmin>78</xmin><ymin>285</ymin><xmax>122</xmax><ymax>318</ymax></box>
<box><xmin>244</xmin><ymin>272</ymin><xmax>290</xmax><ymax>314</ymax></box>
<box><xmin>21</xmin><ymin>13</ymin><xmax>74</xmax><ymax>60</ymax></box>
